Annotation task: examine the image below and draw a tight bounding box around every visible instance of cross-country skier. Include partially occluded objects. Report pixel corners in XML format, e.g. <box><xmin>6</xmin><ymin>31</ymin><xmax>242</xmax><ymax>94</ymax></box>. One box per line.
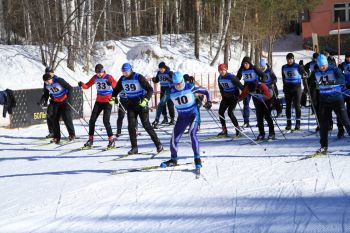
<box><xmin>282</xmin><ymin>53</ymin><xmax>307</xmax><ymax>131</ymax></box>
<box><xmin>217</xmin><ymin>63</ymin><xmax>243</xmax><ymax>137</ymax></box>
<box><xmin>78</xmin><ymin>64</ymin><xmax>117</xmax><ymax>149</ymax></box>
<box><xmin>309</xmin><ymin>54</ymin><xmax>350</xmax><ymax>154</ymax></box>
<box><xmin>0</xmin><ymin>89</ymin><xmax>16</xmax><ymax>118</ymax></box>
<box><xmin>259</xmin><ymin>58</ymin><xmax>282</xmax><ymax>117</ymax></box>
<box><xmin>239</xmin><ymin>78</ymin><xmax>275</xmax><ymax>140</ymax></box>
<box><xmin>113</xmin><ymin>63</ymin><xmax>163</xmax><ymax>155</ymax></box>
<box><xmin>41</xmin><ymin>73</ymin><xmax>76</xmax><ymax>144</ymax></box>
<box><xmin>338</xmin><ymin>52</ymin><xmax>350</xmax><ymax>119</ymax></box>
<box><xmin>236</xmin><ymin>56</ymin><xmax>267</xmax><ymax>127</ymax></box>
<box><xmin>160</xmin><ymin>71</ymin><xmax>212</xmax><ymax>171</ymax></box>
<box><xmin>151</xmin><ymin>62</ymin><xmax>175</xmax><ymax>128</ymax></box>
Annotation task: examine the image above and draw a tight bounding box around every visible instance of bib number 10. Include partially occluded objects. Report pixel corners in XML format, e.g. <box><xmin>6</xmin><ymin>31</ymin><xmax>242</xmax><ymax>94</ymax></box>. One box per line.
<box><xmin>175</xmin><ymin>96</ymin><xmax>188</xmax><ymax>105</ymax></box>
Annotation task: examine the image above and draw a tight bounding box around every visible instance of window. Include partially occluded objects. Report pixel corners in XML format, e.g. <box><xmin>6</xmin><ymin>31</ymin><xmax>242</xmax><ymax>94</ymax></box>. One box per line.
<box><xmin>334</xmin><ymin>3</ymin><xmax>350</xmax><ymax>22</ymax></box>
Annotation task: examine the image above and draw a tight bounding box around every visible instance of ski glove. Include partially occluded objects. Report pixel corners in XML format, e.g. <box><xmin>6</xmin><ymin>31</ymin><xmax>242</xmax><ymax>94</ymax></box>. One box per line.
<box><xmin>109</xmin><ymin>97</ymin><xmax>116</xmax><ymax>105</ymax></box>
<box><xmin>139</xmin><ymin>98</ymin><xmax>149</xmax><ymax>107</ymax></box>
<box><xmin>78</xmin><ymin>81</ymin><xmax>83</xmax><ymax>87</ymax></box>
<box><xmin>204</xmin><ymin>101</ymin><xmax>212</xmax><ymax>110</ymax></box>
<box><xmin>38</xmin><ymin>97</ymin><xmax>48</xmax><ymax>107</ymax></box>
<box><xmin>106</xmin><ymin>80</ymin><xmax>112</xmax><ymax>86</ymax></box>
<box><xmin>252</xmin><ymin>93</ymin><xmax>265</xmax><ymax>102</ymax></box>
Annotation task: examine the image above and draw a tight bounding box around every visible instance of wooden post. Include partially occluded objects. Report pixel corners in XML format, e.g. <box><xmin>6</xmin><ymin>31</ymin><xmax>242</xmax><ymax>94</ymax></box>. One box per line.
<box><xmin>338</xmin><ymin>17</ymin><xmax>341</xmax><ymax>64</ymax></box>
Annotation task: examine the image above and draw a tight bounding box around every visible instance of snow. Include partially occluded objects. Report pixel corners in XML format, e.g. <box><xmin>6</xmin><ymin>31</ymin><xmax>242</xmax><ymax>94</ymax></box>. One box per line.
<box><xmin>1</xmin><ymin>33</ymin><xmax>350</xmax><ymax>232</ymax></box>
<box><xmin>0</xmin><ymin>108</ymin><xmax>350</xmax><ymax>233</ymax></box>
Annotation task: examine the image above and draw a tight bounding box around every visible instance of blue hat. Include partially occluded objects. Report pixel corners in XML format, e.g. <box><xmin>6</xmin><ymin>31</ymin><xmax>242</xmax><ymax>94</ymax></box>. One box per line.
<box><xmin>121</xmin><ymin>63</ymin><xmax>132</xmax><ymax>72</ymax></box>
<box><xmin>317</xmin><ymin>54</ymin><xmax>328</xmax><ymax>67</ymax></box>
<box><xmin>260</xmin><ymin>58</ymin><xmax>267</xmax><ymax>68</ymax></box>
<box><xmin>173</xmin><ymin>71</ymin><xmax>184</xmax><ymax>84</ymax></box>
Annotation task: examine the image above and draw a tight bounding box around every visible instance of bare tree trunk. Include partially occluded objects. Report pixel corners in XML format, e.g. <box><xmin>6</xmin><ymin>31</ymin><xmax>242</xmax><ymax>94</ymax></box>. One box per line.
<box><xmin>0</xmin><ymin>0</ymin><xmax>5</xmax><ymax>41</ymax></box>
<box><xmin>153</xmin><ymin>0</ymin><xmax>157</xmax><ymax>36</ymax></box>
<box><xmin>174</xmin><ymin>0</ymin><xmax>179</xmax><ymax>37</ymax></box>
<box><xmin>61</xmin><ymin>0</ymin><xmax>68</xmax><ymax>44</ymax></box>
<box><xmin>103</xmin><ymin>2</ymin><xmax>107</xmax><ymax>40</ymax></box>
<box><xmin>67</xmin><ymin>0</ymin><xmax>76</xmax><ymax>70</ymax></box>
<box><xmin>194</xmin><ymin>0</ymin><xmax>200</xmax><ymax>59</ymax></box>
<box><xmin>121</xmin><ymin>0</ymin><xmax>126</xmax><ymax>35</ymax></box>
<box><xmin>224</xmin><ymin>28</ymin><xmax>233</xmax><ymax>65</ymax></box>
<box><xmin>268</xmin><ymin>35</ymin><xmax>274</xmax><ymax>67</ymax></box>
<box><xmin>86</xmin><ymin>0</ymin><xmax>92</xmax><ymax>73</ymax></box>
<box><xmin>125</xmin><ymin>0</ymin><xmax>132</xmax><ymax>36</ymax></box>
<box><xmin>210</xmin><ymin>0</ymin><xmax>232</xmax><ymax>66</ymax></box>
<box><xmin>158</xmin><ymin>0</ymin><xmax>163</xmax><ymax>48</ymax></box>
<box><xmin>218</xmin><ymin>0</ymin><xmax>224</xmax><ymax>35</ymax></box>
<box><xmin>134</xmin><ymin>0</ymin><xmax>140</xmax><ymax>35</ymax></box>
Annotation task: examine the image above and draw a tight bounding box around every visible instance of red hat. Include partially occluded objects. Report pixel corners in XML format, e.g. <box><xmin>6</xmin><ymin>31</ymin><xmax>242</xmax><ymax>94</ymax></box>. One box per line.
<box><xmin>218</xmin><ymin>64</ymin><xmax>227</xmax><ymax>71</ymax></box>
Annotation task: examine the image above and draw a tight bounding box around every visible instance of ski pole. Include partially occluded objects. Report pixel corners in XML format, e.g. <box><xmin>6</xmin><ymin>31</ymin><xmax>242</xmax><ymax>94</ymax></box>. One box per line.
<box><xmin>66</xmin><ymin>102</ymin><xmax>105</xmax><ymax>140</ymax></box>
<box><xmin>237</xmin><ymin>101</ymin><xmax>256</xmax><ymax>138</ymax></box>
<box><xmin>304</xmin><ymin>79</ymin><xmax>320</xmax><ymax>128</ymax></box>
<box><xmin>208</xmin><ymin>108</ymin><xmax>266</xmax><ymax>148</ymax></box>
<box><xmin>250</xmin><ymin>93</ymin><xmax>287</xmax><ymax>140</ymax></box>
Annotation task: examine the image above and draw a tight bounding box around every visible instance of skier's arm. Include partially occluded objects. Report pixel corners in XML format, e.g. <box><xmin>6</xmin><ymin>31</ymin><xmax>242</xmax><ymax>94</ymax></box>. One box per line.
<box><xmin>255</xmin><ymin>67</ymin><xmax>267</xmax><ymax>82</ymax></box>
<box><xmin>236</xmin><ymin>68</ymin><xmax>242</xmax><ymax>80</ymax></box>
<box><xmin>238</xmin><ymin>86</ymin><xmax>249</xmax><ymax>100</ymax></box>
<box><xmin>231</xmin><ymin>76</ymin><xmax>244</xmax><ymax>90</ymax></box>
<box><xmin>112</xmin><ymin>78</ymin><xmax>123</xmax><ymax>97</ymax></box>
<box><xmin>192</xmin><ymin>86</ymin><xmax>211</xmax><ymax>102</ymax></box>
<box><xmin>108</xmin><ymin>75</ymin><xmax>117</xmax><ymax>88</ymax></box>
<box><xmin>57</xmin><ymin>78</ymin><xmax>73</xmax><ymax>102</ymax></box>
<box><xmin>80</xmin><ymin>76</ymin><xmax>96</xmax><ymax>89</ymax></box>
<box><xmin>260</xmin><ymin>83</ymin><xmax>272</xmax><ymax>100</ymax></box>
<box><xmin>270</xmin><ymin>70</ymin><xmax>278</xmax><ymax>85</ymax></box>
<box><xmin>334</xmin><ymin>67</ymin><xmax>345</xmax><ymax>85</ymax></box>
<box><xmin>152</xmin><ymin>73</ymin><xmax>160</xmax><ymax>83</ymax></box>
<box><xmin>40</xmin><ymin>84</ymin><xmax>50</xmax><ymax>104</ymax></box>
<box><xmin>139</xmin><ymin>74</ymin><xmax>154</xmax><ymax>100</ymax></box>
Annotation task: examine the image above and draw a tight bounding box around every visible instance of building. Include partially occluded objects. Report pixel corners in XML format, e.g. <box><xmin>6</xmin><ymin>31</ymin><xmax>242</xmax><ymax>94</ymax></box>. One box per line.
<box><xmin>301</xmin><ymin>0</ymin><xmax>350</xmax><ymax>52</ymax></box>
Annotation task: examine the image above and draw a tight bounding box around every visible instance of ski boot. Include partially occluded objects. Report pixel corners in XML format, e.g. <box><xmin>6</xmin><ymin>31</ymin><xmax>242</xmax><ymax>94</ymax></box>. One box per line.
<box><xmin>160</xmin><ymin>159</ymin><xmax>178</xmax><ymax>168</ymax></box>
<box><xmin>152</xmin><ymin>120</ymin><xmax>159</xmax><ymax>128</ymax></box>
<box><xmin>161</xmin><ymin>117</ymin><xmax>168</xmax><ymax>125</ymax></box>
<box><xmin>83</xmin><ymin>138</ymin><xmax>93</xmax><ymax>149</ymax></box>
<box><xmin>68</xmin><ymin>134</ymin><xmax>76</xmax><ymax>141</ymax></box>
<box><xmin>242</xmin><ymin>122</ymin><xmax>250</xmax><ymax>128</ymax></box>
<box><xmin>294</xmin><ymin>120</ymin><xmax>301</xmax><ymax>131</ymax></box>
<box><xmin>337</xmin><ymin>127</ymin><xmax>345</xmax><ymax>139</ymax></box>
<box><xmin>50</xmin><ymin>138</ymin><xmax>60</xmax><ymax>144</ymax></box>
<box><xmin>217</xmin><ymin>126</ymin><xmax>228</xmax><ymax>137</ymax></box>
<box><xmin>46</xmin><ymin>132</ymin><xmax>54</xmax><ymax>138</ymax></box>
<box><xmin>268</xmin><ymin>132</ymin><xmax>276</xmax><ymax>140</ymax></box>
<box><xmin>285</xmin><ymin>120</ymin><xmax>292</xmax><ymax>131</ymax></box>
<box><xmin>235</xmin><ymin>128</ymin><xmax>242</xmax><ymax>138</ymax></box>
<box><xmin>107</xmin><ymin>137</ymin><xmax>115</xmax><ymax>149</ymax></box>
<box><xmin>115</xmin><ymin>129</ymin><xmax>122</xmax><ymax>138</ymax></box>
<box><xmin>194</xmin><ymin>158</ymin><xmax>202</xmax><ymax>169</ymax></box>
<box><xmin>169</xmin><ymin>118</ymin><xmax>175</xmax><ymax>125</ymax></box>
<box><xmin>156</xmin><ymin>144</ymin><xmax>164</xmax><ymax>153</ymax></box>
<box><xmin>128</xmin><ymin>147</ymin><xmax>138</xmax><ymax>155</ymax></box>
<box><xmin>316</xmin><ymin>147</ymin><xmax>328</xmax><ymax>155</ymax></box>
<box><xmin>256</xmin><ymin>134</ymin><xmax>265</xmax><ymax>141</ymax></box>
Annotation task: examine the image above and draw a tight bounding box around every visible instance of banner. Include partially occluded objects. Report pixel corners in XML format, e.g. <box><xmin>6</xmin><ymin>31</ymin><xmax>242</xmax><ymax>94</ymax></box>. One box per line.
<box><xmin>10</xmin><ymin>87</ymin><xmax>83</xmax><ymax>128</ymax></box>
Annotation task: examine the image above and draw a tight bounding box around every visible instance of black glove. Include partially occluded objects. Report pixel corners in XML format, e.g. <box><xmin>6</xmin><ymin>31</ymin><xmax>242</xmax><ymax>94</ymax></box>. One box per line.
<box><xmin>78</xmin><ymin>81</ymin><xmax>83</xmax><ymax>87</ymax></box>
<box><xmin>115</xmin><ymin>97</ymin><xmax>119</xmax><ymax>105</ymax></box>
<box><xmin>38</xmin><ymin>97</ymin><xmax>47</xmax><ymax>107</ymax></box>
<box><xmin>106</xmin><ymin>80</ymin><xmax>112</xmax><ymax>86</ymax></box>
<box><xmin>204</xmin><ymin>101</ymin><xmax>212</xmax><ymax>110</ymax></box>
<box><xmin>299</xmin><ymin>60</ymin><xmax>304</xmax><ymax>66</ymax></box>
